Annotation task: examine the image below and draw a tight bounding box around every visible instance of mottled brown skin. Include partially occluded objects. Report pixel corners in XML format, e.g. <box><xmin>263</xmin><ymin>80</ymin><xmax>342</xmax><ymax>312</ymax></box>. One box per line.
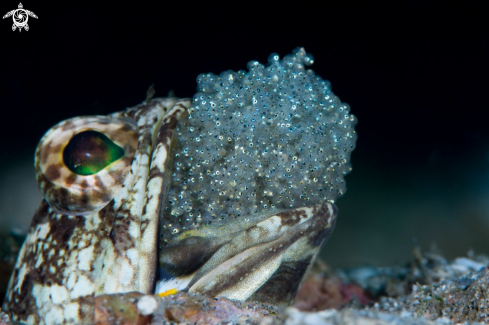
<box><xmin>3</xmin><ymin>98</ymin><xmax>187</xmax><ymax>325</ymax></box>
<box><xmin>4</xmin><ymin>200</ymin><xmax>116</xmax><ymax>324</ymax></box>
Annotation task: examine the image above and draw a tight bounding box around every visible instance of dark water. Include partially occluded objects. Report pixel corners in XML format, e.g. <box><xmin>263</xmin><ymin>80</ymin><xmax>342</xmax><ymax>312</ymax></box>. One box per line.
<box><xmin>1</xmin><ymin>0</ymin><xmax>488</xmax><ymax>271</ymax></box>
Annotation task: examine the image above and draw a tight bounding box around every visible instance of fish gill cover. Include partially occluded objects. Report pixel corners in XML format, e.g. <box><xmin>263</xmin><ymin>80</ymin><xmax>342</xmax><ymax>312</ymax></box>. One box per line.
<box><xmin>166</xmin><ymin>48</ymin><xmax>357</xmax><ymax>231</ymax></box>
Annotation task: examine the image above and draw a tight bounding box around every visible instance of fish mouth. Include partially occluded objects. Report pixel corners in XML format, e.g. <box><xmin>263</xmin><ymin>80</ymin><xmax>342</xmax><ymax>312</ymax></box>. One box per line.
<box><xmin>156</xmin><ymin>202</ymin><xmax>337</xmax><ymax>305</ymax></box>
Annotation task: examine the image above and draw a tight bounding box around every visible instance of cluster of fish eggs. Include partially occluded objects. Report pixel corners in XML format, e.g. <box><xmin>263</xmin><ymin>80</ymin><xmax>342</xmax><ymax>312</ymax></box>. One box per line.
<box><xmin>165</xmin><ymin>48</ymin><xmax>357</xmax><ymax>232</ymax></box>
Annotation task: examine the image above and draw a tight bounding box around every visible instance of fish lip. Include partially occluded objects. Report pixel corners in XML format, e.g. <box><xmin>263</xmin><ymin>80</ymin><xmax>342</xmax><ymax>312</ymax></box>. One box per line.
<box><xmin>156</xmin><ymin>202</ymin><xmax>338</xmax><ymax>298</ymax></box>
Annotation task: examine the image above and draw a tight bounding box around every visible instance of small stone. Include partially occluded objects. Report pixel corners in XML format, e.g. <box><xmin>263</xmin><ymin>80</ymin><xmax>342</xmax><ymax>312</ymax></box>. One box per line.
<box><xmin>137</xmin><ymin>295</ymin><xmax>158</xmax><ymax>316</ymax></box>
<box><xmin>456</xmin><ymin>277</ymin><xmax>474</xmax><ymax>290</ymax></box>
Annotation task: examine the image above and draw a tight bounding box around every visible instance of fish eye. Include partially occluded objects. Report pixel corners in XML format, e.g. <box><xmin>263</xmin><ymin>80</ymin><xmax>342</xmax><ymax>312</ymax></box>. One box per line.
<box><xmin>35</xmin><ymin>116</ymin><xmax>138</xmax><ymax>215</ymax></box>
<box><xmin>63</xmin><ymin>130</ymin><xmax>126</xmax><ymax>176</ymax></box>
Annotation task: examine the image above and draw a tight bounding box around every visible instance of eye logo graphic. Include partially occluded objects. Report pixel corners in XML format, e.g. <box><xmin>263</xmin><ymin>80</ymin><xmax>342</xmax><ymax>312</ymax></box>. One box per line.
<box><xmin>3</xmin><ymin>3</ymin><xmax>37</xmax><ymax>32</ymax></box>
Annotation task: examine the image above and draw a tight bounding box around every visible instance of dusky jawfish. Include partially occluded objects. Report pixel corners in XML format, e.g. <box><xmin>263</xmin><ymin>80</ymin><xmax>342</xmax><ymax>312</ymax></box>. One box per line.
<box><xmin>3</xmin><ymin>48</ymin><xmax>357</xmax><ymax>324</ymax></box>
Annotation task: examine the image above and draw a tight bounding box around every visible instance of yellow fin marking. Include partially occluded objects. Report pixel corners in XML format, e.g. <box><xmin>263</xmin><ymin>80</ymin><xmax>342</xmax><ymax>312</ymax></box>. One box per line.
<box><xmin>158</xmin><ymin>288</ymin><xmax>178</xmax><ymax>297</ymax></box>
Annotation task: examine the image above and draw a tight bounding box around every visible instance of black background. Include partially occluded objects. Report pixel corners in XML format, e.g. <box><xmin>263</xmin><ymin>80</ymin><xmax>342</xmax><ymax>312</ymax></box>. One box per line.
<box><xmin>1</xmin><ymin>0</ymin><xmax>488</xmax><ymax>267</ymax></box>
